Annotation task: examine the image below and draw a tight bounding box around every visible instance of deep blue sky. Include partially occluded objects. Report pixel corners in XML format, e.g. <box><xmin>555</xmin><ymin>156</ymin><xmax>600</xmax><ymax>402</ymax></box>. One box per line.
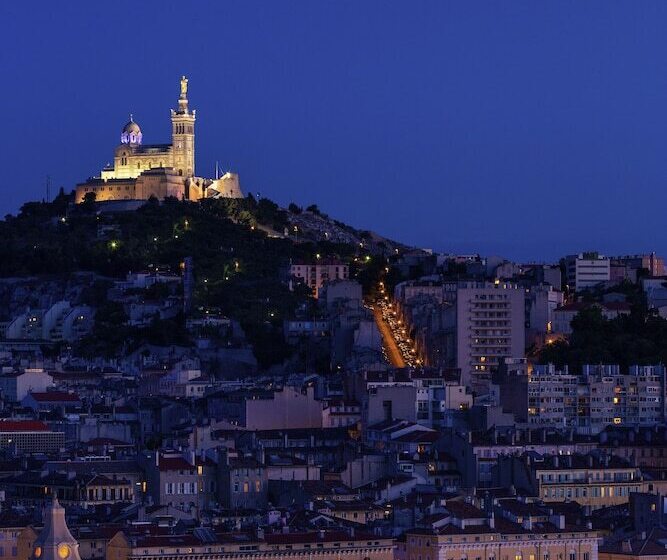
<box><xmin>2</xmin><ymin>1</ymin><xmax>666</xmax><ymax>261</ymax></box>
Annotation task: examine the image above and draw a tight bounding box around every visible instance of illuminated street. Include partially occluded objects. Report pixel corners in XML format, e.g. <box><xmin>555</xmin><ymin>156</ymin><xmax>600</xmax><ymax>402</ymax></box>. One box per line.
<box><xmin>371</xmin><ymin>283</ymin><xmax>419</xmax><ymax>368</ymax></box>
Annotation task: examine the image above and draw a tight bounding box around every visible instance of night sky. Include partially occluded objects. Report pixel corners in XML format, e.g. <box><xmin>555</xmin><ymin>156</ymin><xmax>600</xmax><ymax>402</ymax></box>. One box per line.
<box><xmin>2</xmin><ymin>1</ymin><xmax>667</xmax><ymax>261</ymax></box>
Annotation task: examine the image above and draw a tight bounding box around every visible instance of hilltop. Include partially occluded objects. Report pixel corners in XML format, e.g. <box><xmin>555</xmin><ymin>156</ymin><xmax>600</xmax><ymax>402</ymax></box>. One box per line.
<box><xmin>0</xmin><ymin>191</ymin><xmax>403</xmax><ymax>369</ymax></box>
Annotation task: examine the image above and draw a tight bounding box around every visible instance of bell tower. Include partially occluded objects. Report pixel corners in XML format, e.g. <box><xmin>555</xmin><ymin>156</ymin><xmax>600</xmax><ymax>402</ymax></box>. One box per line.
<box><xmin>170</xmin><ymin>76</ymin><xmax>196</xmax><ymax>177</ymax></box>
<box><xmin>31</xmin><ymin>497</ymin><xmax>81</xmax><ymax>560</ymax></box>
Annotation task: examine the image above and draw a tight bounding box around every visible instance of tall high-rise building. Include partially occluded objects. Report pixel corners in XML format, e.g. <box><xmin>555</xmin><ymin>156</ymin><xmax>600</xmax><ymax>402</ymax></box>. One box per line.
<box><xmin>454</xmin><ymin>281</ymin><xmax>525</xmax><ymax>389</ymax></box>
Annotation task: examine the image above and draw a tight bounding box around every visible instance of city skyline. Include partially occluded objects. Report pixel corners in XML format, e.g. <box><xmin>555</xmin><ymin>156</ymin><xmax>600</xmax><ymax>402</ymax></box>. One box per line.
<box><xmin>2</xmin><ymin>3</ymin><xmax>667</xmax><ymax>555</ymax></box>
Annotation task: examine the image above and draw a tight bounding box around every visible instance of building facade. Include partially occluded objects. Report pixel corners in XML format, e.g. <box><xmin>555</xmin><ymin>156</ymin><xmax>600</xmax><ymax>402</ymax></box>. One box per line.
<box><xmin>455</xmin><ymin>281</ymin><xmax>525</xmax><ymax>389</ymax></box>
<box><xmin>565</xmin><ymin>253</ymin><xmax>611</xmax><ymax>291</ymax></box>
<box><xmin>525</xmin><ymin>364</ymin><xmax>664</xmax><ymax>435</ymax></box>
<box><xmin>290</xmin><ymin>262</ymin><xmax>349</xmax><ymax>298</ymax></box>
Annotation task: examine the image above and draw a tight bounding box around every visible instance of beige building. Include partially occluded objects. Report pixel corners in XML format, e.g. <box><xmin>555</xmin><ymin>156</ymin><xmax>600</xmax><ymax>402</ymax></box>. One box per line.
<box><xmin>106</xmin><ymin>530</ymin><xmax>393</xmax><ymax>560</ymax></box>
<box><xmin>290</xmin><ymin>261</ymin><xmax>349</xmax><ymax>298</ymax></box>
<box><xmin>397</xmin><ymin>500</ymin><xmax>598</xmax><ymax>560</ymax></box>
<box><xmin>0</xmin><ymin>523</ymin><xmax>26</xmax><ymax>560</ymax></box>
<box><xmin>534</xmin><ymin>457</ymin><xmax>643</xmax><ymax>509</ymax></box>
<box><xmin>76</xmin><ymin>77</ymin><xmax>243</xmax><ymax>204</ymax></box>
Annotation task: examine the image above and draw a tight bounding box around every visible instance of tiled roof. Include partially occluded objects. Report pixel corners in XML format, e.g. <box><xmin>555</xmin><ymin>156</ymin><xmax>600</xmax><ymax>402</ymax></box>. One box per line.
<box><xmin>0</xmin><ymin>420</ymin><xmax>50</xmax><ymax>432</ymax></box>
<box><xmin>28</xmin><ymin>391</ymin><xmax>80</xmax><ymax>402</ymax></box>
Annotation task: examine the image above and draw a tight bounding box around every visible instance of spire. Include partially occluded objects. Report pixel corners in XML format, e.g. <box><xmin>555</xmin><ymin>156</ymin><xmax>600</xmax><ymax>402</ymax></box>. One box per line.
<box><xmin>32</xmin><ymin>497</ymin><xmax>81</xmax><ymax>560</ymax></box>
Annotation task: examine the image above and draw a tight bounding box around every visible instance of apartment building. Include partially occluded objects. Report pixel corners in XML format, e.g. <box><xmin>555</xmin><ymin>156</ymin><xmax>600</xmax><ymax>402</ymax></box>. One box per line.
<box><xmin>107</xmin><ymin>529</ymin><xmax>394</xmax><ymax>560</ymax></box>
<box><xmin>397</xmin><ymin>500</ymin><xmax>598</xmax><ymax>560</ymax></box>
<box><xmin>290</xmin><ymin>261</ymin><xmax>349</xmax><ymax>298</ymax></box>
<box><xmin>552</xmin><ymin>302</ymin><xmax>631</xmax><ymax>335</ymax></box>
<box><xmin>0</xmin><ymin>420</ymin><xmax>65</xmax><ymax>453</ymax></box>
<box><xmin>455</xmin><ymin>281</ymin><xmax>525</xmax><ymax>389</ymax></box>
<box><xmin>497</xmin><ymin>453</ymin><xmax>642</xmax><ymax>509</ymax></box>
<box><xmin>524</xmin><ymin>365</ymin><xmax>665</xmax><ymax>435</ymax></box>
<box><xmin>565</xmin><ymin>253</ymin><xmax>610</xmax><ymax>291</ymax></box>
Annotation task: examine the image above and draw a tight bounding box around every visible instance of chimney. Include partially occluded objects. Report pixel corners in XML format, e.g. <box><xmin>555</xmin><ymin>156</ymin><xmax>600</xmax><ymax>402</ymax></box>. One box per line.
<box><xmin>488</xmin><ymin>513</ymin><xmax>495</xmax><ymax>529</ymax></box>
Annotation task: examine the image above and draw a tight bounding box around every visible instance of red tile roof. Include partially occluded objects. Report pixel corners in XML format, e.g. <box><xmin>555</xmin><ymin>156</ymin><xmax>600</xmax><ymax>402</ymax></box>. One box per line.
<box><xmin>0</xmin><ymin>420</ymin><xmax>50</xmax><ymax>432</ymax></box>
<box><xmin>157</xmin><ymin>457</ymin><xmax>194</xmax><ymax>472</ymax></box>
<box><xmin>28</xmin><ymin>391</ymin><xmax>80</xmax><ymax>402</ymax></box>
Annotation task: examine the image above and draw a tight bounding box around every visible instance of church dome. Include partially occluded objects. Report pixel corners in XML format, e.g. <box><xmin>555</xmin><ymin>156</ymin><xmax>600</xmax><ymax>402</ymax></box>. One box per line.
<box><xmin>123</xmin><ymin>119</ymin><xmax>141</xmax><ymax>135</ymax></box>
<box><xmin>120</xmin><ymin>115</ymin><xmax>142</xmax><ymax>144</ymax></box>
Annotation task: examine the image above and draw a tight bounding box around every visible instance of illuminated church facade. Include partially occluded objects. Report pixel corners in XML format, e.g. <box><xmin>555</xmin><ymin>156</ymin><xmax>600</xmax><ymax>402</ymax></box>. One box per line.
<box><xmin>75</xmin><ymin>77</ymin><xmax>243</xmax><ymax>203</ymax></box>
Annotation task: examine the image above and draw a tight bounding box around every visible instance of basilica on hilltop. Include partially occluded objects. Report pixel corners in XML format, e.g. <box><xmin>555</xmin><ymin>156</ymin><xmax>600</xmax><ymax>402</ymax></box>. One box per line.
<box><xmin>75</xmin><ymin>77</ymin><xmax>243</xmax><ymax>203</ymax></box>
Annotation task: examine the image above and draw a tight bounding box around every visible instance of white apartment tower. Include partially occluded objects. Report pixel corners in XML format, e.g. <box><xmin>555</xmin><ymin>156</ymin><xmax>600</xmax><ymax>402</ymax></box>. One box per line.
<box><xmin>455</xmin><ymin>281</ymin><xmax>525</xmax><ymax>390</ymax></box>
<box><xmin>565</xmin><ymin>252</ymin><xmax>610</xmax><ymax>291</ymax></box>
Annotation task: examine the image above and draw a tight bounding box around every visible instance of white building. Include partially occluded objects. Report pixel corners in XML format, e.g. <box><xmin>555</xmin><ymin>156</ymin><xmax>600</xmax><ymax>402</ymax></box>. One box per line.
<box><xmin>565</xmin><ymin>252</ymin><xmax>610</xmax><ymax>291</ymax></box>
<box><xmin>528</xmin><ymin>364</ymin><xmax>664</xmax><ymax>434</ymax></box>
<box><xmin>0</xmin><ymin>368</ymin><xmax>53</xmax><ymax>402</ymax></box>
<box><xmin>454</xmin><ymin>281</ymin><xmax>525</xmax><ymax>389</ymax></box>
<box><xmin>527</xmin><ymin>284</ymin><xmax>564</xmax><ymax>336</ymax></box>
<box><xmin>4</xmin><ymin>302</ymin><xmax>94</xmax><ymax>342</ymax></box>
<box><xmin>552</xmin><ymin>301</ymin><xmax>631</xmax><ymax>335</ymax></box>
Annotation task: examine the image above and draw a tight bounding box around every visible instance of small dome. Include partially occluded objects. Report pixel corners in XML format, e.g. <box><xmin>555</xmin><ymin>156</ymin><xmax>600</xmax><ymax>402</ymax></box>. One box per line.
<box><xmin>122</xmin><ymin>115</ymin><xmax>141</xmax><ymax>135</ymax></box>
<box><xmin>120</xmin><ymin>114</ymin><xmax>142</xmax><ymax>145</ymax></box>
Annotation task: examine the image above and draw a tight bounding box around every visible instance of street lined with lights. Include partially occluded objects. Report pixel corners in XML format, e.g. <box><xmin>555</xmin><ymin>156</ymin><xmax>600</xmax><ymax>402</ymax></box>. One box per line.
<box><xmin>371</xmin><ymin>281</ymin><xmax>420</xmax><ymax>368</ymax></box>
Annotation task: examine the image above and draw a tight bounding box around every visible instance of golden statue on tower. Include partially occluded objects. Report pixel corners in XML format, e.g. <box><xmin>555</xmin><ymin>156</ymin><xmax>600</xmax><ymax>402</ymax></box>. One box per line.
<box><xmin>180</xmin><ymin>75</ymin><xmax>188</xmax><ymax>98</ymax></box>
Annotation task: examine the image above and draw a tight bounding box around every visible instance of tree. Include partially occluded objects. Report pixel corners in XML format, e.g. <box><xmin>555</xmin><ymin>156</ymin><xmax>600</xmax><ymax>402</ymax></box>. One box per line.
<box><xmin>81</xmin><ymin>191</ymin><xmax>97</xmax><ymax>211</ymax></box>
